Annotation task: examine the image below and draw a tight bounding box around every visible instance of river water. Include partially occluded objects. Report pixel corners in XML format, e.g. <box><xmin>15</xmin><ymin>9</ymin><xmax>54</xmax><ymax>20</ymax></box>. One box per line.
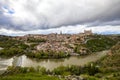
<box><xmin>0</xmin><ymin>50</ymin><xmax>108</xmax><ymax>74</ymax></box>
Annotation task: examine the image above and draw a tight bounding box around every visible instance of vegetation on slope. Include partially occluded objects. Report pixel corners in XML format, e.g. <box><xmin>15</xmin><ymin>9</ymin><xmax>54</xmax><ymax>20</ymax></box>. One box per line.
<box><xmin>27</xmin><ymin>37</ymin><xmax>47</xmax><ymax>43</ymax></box>
<box><xmin>85</xmin><ymin>35</ymin><xmax>117</xmax><ymax>52</ymax></box>
<box><xmin>0</xmin><ymin>48</ymin><xmax>25</xmax><ymax>57</ymax></box>
<box><xmin>92</xmin><ymin>42</ymin><xmax>120</xmax><ymax>80</ymax></box>
<box><xmin>0</xmin><ymin>36</ymin><xmax>28</xmax><ymax>49</ymax></box>
<box><xmin>0</xmin><ymin>36</ymin><xmax>29</xmax><ymax>57</ymax></box>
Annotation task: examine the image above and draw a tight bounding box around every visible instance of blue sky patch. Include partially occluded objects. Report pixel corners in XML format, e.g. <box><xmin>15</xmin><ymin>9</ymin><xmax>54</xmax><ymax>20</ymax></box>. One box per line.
<box><xmin>3</xmin><ymin>5</ymin><xmax>15</xmax><ymax>14</ymax></box>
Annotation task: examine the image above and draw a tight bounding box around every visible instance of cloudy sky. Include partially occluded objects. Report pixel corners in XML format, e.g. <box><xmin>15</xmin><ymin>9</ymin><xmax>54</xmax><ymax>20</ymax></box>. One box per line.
<box><xmin>0</xmin><ymin>0</ymin><xmax>120</xmax><ymax>36</ymax></box>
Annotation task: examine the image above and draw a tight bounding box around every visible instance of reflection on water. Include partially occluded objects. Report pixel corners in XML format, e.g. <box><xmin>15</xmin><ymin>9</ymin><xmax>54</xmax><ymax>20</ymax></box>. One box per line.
<box><xmin>13</xmin><ymin>51</ymin><xmax>108</xmax><ymax>70</ymax></box>
<box><xmin>0</xmin><ymin>58</ymin><xmax>13</xmax><ymax>74</ymax></box>
<box><xmin>0</xmin><ymin>50</ymin><xmax>108</xmax><ymax>74</ymax></box>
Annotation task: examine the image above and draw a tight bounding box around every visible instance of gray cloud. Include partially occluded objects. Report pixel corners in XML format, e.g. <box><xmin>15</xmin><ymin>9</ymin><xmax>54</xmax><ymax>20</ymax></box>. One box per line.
<box><xmin>0</xmin><ymin>0</ymin><xmax>120</xmax><ymax>31</ymax></box>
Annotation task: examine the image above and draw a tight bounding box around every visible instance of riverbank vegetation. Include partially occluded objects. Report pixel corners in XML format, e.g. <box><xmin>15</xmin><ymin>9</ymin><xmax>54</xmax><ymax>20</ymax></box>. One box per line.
<box><xmin>0</xmin><ymin>66</ymin><xmax>60</xmax><ymax>80</ymax></box>
<box><xmin>26</xmin><ymin>50</ymin><xmax>70</xmax><ymax>59</ymax></box>
<box><xmin>0</xmin><ymin>48</ymin><xmax>25</xmax><ymax>57</ymax></box>
<box><xmin>0</xmin><ymin>64</ymin><xmax>100</xmax><ymax>80</ymax></box>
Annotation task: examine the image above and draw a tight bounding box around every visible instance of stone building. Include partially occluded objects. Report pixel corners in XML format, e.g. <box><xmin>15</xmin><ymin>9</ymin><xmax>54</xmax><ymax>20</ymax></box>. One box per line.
<box><xmin>84</xmin><ymin>30</ymin><xmax>92</xmax><ymax>35</ymax></box>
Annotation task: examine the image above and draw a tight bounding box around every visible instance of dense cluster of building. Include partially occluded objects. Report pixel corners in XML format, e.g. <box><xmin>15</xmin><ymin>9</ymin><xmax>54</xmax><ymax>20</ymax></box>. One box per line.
<box><xmin>14</xmin><ymin>30</ymin><xmax>93</xmax><ymax>55</ymax></box>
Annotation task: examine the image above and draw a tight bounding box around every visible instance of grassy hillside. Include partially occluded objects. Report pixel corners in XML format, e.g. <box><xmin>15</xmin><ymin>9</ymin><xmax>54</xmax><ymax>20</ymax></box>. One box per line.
<box><xmin>85</xmin><ymin>35</ymin><xmax>117</xmax><ymax>52</ymax></box>
<box><xmin>92</xmin><ymin>42</ymin><xmax>120</xmax><ymax>80</ymax></box>
<box><xmin>98</xmin><ymin>42</ymin><xmax>120</xmax><ymax>72</ymax></box>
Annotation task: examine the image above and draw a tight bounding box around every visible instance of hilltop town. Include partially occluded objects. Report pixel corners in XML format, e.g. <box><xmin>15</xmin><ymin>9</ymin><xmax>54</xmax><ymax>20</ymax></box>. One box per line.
<box><xmin>0</xmin><ymin>30</ymin><xmax>119</xmax><ymax>58</ymax></box>
<box><xmin>14</xmin><ymin>30</ymin><xmax>93</xmax><ymax>55</ymax></box>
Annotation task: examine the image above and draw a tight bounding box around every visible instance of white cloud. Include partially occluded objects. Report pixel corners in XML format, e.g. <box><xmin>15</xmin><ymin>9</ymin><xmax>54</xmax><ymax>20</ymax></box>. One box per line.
<box><xmin>0</xmin><ymin>0</ymin><xmax>120</xmax><ymax>31</ymax></box>
<box><xmin>0</xmin><ymin>25</ymin><xmax>120</xmax><ymax>36</ymax></box>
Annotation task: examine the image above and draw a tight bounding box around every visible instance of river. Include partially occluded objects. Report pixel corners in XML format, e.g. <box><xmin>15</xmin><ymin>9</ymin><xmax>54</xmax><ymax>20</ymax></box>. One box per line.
<box><xmin>0</xmin><ymin>50</ymin><xmax>109</xmax><ymax>74</ymax></box>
